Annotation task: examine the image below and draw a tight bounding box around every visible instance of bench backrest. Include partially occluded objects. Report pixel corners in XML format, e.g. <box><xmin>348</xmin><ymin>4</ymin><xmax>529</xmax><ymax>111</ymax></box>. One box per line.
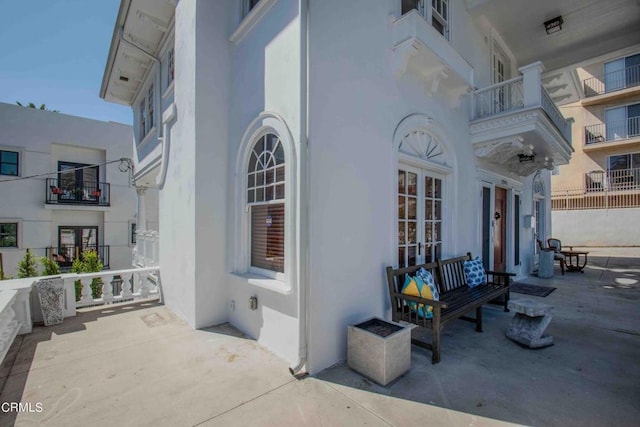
<box><xmin>386</xmin><ymin>253</ymin><xmax>477</xmax><ymax>300</ymax></box>
<box><xmin>437</xmin><ymin>253</ymin><xmax>473</xmax><ymax>293</ymax></box>
<box><xmin>385</xmin><ymin>261</ymin><xmax>440</xmax><ymax>297</ymax></box>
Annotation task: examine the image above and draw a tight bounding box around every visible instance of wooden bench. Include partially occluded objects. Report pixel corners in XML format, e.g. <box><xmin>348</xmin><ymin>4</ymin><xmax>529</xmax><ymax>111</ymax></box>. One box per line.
<box><xmin>385</xmin><ymin>253</ymin><xmax>514</xmax><ymax>364</ymax></box>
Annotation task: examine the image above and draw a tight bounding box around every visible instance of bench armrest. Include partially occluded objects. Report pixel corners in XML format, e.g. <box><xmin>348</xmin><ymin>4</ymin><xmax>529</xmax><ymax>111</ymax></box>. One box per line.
<box><xmin>485</xmin><ymin>270</ymin><xmax>514</xmax><ymax>287</ymax></box>
<box><xmin>391</xmin><ymin>292</ymin><xmax>449</xmax><ymax>309</ymax></box>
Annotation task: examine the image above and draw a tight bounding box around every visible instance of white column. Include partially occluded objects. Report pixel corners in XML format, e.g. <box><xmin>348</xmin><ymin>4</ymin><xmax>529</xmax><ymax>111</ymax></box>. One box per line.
<box><xmin>136</xmin><ymin>186</ymin><xmax>148</xmax><ymax>231</ymax></box>
<box><xmin>519</xmin><ymin>61</ymin><xmax>545</xmax><ymax>108</ymax></box>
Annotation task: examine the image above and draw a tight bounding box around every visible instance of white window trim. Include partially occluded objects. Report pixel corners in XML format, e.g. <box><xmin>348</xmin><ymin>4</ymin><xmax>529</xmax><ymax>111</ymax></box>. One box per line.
<box><xmin>230</xmin><ymin>0</ymin><xmax>278</xmax><ymax>45</ymax></box>
<box><xmin>233</xmin><ymin>112</ymin><xmax>296</xmax><ymax>295</ymax></box>
<box><xmin>0</xmin><ymin>219</ymin><xmax>22</xmax><ymax>250</ymax></box>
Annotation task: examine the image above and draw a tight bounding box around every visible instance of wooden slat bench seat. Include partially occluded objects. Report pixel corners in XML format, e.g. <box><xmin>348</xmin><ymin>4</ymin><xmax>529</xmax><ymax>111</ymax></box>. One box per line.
<box><xmin>386</xmin><ymin>253</ymin><xmax>514</xmax><ymax>364</ymax></box>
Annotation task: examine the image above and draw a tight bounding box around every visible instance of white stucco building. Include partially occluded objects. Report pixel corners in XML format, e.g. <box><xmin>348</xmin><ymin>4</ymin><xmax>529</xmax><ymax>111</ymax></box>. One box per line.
<box><xmin>100</xmin><ymin>0</ymin><xmax>639</xmax><ymax>375</ymax></box>
<box><xmin>0</xmin><ymin>103</ymin><xmax>140</xmax><ymax>277</ymax></box>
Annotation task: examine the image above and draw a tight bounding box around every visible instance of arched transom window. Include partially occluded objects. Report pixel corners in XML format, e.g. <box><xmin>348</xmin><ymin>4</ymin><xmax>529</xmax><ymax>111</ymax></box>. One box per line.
<box><xmin>247</xmin><ymin>133</ymin><xmax>285</xmax><ymax>273</ymax></box>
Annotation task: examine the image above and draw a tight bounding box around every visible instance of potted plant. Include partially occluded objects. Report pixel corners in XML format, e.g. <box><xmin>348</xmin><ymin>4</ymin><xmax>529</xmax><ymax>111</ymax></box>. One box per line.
<box><xmin>91</xmin><ymin>189</ymin><xmax>102</xmax><ymax>198</ymax></box>
<box><xmin>50</xmin><ymin>185</ymin><xmax>63</xmax><ymax>195</ymax></box>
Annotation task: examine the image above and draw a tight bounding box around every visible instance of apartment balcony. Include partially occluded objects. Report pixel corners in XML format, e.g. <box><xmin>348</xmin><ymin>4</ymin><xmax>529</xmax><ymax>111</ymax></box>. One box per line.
<box><xmin>392</xmin><ymin>9</ymin><xmax>473</xmax><ymax>108</ymax></box>
<box><xmin>45</xmin><ymin>178</ymin><xmax>110</xmax><ymax>207</ymax></box>
<box><xmin>584</xmin><ymin>117</ymin><xmax>640</xmax><ymax>152</ymax></box>
<box><xmin>470</xmin><ymin>62</ymin><xmax>573</xmax><ymax>177</ymax></box>
<box><xmin>44</xmin><ymin>245</ymin><xmax>110</xmax><ymax>271</ymax></box>
<box><xmin>582</xmin><ymin>63</ymin><xmax>640</xmax><ymax>106</ymax></box>
<box><xmin>551</xmin><ymin>168</ymin><xmax>640</xmax><ymax>210</ymax></box>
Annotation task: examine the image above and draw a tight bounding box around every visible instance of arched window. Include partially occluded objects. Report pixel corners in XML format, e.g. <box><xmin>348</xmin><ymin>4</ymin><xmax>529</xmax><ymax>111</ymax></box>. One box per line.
<box><xmin>247</xmin><ymin>133</ymin><xmax>285</xmax><ymax>273</ymax></box>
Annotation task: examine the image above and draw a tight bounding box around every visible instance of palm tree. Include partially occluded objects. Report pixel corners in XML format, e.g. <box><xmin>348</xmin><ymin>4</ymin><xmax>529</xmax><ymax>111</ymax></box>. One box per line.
<box><xmin>15</xmin><ymin>101</ymin><xmax>59</xmax><ymax>112</ymax></box>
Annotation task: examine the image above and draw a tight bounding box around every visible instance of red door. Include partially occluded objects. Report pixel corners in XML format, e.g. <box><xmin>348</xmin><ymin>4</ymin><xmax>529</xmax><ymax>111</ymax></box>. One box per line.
<box><xmin>493</xmin><ymin>188</ymin><xmax>507</xmax><ymax>272</ymax></box>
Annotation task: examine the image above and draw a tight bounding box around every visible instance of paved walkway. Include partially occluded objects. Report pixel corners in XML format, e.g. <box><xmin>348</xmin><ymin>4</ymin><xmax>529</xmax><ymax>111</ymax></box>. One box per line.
<box><xmin>1</xmin><ymin>248</ymin><xmax>639</xmax><ymax>426</ymax></box>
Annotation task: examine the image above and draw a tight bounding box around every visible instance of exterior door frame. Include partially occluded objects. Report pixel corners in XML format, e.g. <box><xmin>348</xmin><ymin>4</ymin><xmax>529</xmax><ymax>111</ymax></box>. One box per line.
<box><xmin>479</xmin><ymin>177</ymin><xmax>518</xmax><ymax>272</ymax></box>
<box><xmin>397</xmin><ymin>161</ymin><xmax>448</xmax><ymax>268</ymax></box>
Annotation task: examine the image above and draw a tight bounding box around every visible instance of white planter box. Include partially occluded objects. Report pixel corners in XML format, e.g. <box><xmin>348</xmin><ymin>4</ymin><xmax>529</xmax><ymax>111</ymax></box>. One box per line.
<box><xmin>347</xmin><ymin>317</ymin><xmax>411</xmax><ymax>386</ymax></box>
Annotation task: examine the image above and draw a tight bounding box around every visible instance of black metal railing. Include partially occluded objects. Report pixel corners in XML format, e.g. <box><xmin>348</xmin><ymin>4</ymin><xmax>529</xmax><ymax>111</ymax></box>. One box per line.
<box><xmin>585</xmin><ymin>168</ymin><xmax>640</xmax><ymax>192</ymax></box>
<box><xmin>585</xmin><ymin>117</ymin><xmax>640</xmax><ymax>144</ymax></box>
<box><xmin>583</xmin><ymin>63</ymin><xmax>640</xmax><ymax>97</ymax></box>
<box><xmin>46</xmin><ymin>178</ymin><xmax>110</xmax><ymax>206</ymax></box>
<box><xmin>44</xmin><ymin>245</ymin><xmax>110</xmax><ymax>270</ymax></box>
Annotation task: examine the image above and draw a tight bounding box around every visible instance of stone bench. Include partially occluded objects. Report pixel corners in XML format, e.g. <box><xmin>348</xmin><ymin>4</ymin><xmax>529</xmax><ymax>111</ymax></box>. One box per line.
<box><xmin>506</xmin><ymin>299</ymin><xmax>553</xmax><ymax>348</ymax></box>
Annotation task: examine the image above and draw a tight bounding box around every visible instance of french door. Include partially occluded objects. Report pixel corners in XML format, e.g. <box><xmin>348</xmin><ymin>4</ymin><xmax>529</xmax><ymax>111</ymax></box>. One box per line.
<box><xmin>397</xmin><ymin>166</ymin><xmax>443</xmax><ymax>268</ymax></box>
<box><xmin>58</xmin><ymin>226</ymin><xmax>98</xmax><ymax>262</ymax></box>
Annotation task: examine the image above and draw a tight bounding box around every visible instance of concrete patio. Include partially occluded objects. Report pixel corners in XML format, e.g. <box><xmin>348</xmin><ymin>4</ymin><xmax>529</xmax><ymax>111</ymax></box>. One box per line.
<box><xmin>1</xmin><ymin>248</ymin><xmax>638</xmax><ymax>426</ymax></box>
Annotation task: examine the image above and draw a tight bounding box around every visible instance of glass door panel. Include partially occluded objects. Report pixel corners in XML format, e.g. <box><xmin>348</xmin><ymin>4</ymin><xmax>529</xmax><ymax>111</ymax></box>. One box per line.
<box><xmin>397</xmin><ymin>166</ymin><xmax>444</xmax><ymax>268</ymax></box>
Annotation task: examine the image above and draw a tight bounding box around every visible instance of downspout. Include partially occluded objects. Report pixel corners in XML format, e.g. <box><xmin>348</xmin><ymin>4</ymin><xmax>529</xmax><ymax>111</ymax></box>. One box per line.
<box><xmin>118</xmin><ymin>26</ymin><xmax>169</xmax><ymax>187</ymax></box>
<box><xmin>289</xmin><ymin>0</ymin><xmax>310</xmax><ymax>378</ymax></box>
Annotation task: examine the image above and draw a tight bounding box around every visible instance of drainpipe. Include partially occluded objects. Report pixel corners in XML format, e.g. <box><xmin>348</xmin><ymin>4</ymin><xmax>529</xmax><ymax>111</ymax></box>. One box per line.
<box><xmin>289</xmin><ymin>0</ymin><xmax>310</xmax><ymax>378</ymax></box>
<box><xmin>118</xmin><ymin>26</ymin><xmax>167</xmax><ymax>186</ymax></box>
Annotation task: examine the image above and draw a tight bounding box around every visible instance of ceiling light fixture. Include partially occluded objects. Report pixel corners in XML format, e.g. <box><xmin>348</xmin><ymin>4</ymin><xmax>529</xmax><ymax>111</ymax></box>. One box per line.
<box><xmin>544</xmin><ymin>16</ymin><xmax>563</xmax><ymax>35</ymax></box>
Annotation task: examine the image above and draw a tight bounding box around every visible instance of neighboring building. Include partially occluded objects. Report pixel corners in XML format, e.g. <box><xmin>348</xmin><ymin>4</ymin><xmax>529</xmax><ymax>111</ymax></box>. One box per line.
<box><xmin>549</xmin><ymin>46</ymin><xmax>640</xmax><ymax>245</ymax></box>
<box><xmin>100</xmin><ymin>0</ymin><xmax>638</xmax><ymax>375</ymax></box>
<box><xmin>0</xmin><ymin>103</ymin><xmax>139</xmax><ymax>277</ymax></box>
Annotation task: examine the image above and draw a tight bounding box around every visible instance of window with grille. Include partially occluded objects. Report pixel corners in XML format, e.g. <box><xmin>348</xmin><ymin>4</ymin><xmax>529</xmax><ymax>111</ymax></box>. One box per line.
<box><xmin>247</xmin><ymin>133</ymin><xmax>285</xmax><ymax>273</ymax></box>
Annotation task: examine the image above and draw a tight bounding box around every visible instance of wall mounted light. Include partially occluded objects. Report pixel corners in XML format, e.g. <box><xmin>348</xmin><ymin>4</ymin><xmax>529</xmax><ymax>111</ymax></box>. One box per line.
<box><xmin>518</xmin><ymin>153</ymin><xmax>536</xmax><ymax>163</ymax></box>
<box><xmin>544</xmin><ymin>16</ymin><xmax>563</xmax><ymax>35</ymax></box>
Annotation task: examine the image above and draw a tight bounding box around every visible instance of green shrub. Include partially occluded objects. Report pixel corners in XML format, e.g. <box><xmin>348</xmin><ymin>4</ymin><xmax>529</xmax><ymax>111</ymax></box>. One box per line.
<box><xmin>72</xmin><ymin>250</ymin><xmax>104</xmax><ymax>301</ymax></box>
<box><xmin>40</xmin><ymin>257</ymin><xmax>61</xmax><ymax>276</ymax></box>
<box><xmin>17</xmin><ymin>249</ymin><xmax>39</xmax><ymax>278</ymax></box>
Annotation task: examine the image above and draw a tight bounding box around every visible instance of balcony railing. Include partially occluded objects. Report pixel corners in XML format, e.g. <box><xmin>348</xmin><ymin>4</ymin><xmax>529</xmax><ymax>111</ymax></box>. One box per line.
<box><xmin>552</xmin><ymin>168</ymin><xmax>640</xmax><ymax>210</ymax></box>
<box><xmin>585</xmin><ymin>168</ymin><xmax>640</xmax><ymax>192</ymax></box>
<box><xmin>472</xmin><ymin>77</ymin><xmax>571</xmax><ymax>145</ymax></box>
<box><xmin>133</xmin><ymin>230</ymin><xmax>159</xmax><ymax>267</ymax></box>
<box><xmin>541</xmin><ymin>88</ymin><xmax>572</xmax><ymax>143</ymax></box>
<box><xmin>0</xmin><ymin>266</ymin><xmax>161</xmax><ymax>365</ymax></box>
<box><xmin>583</xmin><ymin>63</ymin><xmax>640</xmax><ymax>97</ymax></box>
<box><xmin>44</xmin><ymin>245</ymin><xmax>110</xmax><ymax>270</ymax></box>
<box><xmin>46</xmin><ymin>178</ymin><xmax>110</xmax><ymax>206</ymax></box>
<box><xmin>472</xmin><ymin>76</ymin><xmax>524</xmax><ymax>119</ymax></box>
<box><xmin>585</xmin><ymin>117</ymin><xmax>640</xmax><ymax>144</ymax></box>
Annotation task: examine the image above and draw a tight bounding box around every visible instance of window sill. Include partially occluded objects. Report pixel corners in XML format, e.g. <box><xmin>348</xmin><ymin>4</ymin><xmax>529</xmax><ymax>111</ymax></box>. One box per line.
<box><xmin>229</xmin><ymin>0</ymin><xmax>278</xmax><ymax>45</ymax></box>
<box><xmin>231</xmin><ymin>271</ymin><xmax>292</xmax><ymax>295</ymax></box>
<box><xmin>137</xmin><ymin>127</ymin><xmax>157</xmax><ymax>149</ymax></box>
<box><xmin>162</xmin><ymin>81</ymin><xmax>174</xmax><ymax>100</ymax></box>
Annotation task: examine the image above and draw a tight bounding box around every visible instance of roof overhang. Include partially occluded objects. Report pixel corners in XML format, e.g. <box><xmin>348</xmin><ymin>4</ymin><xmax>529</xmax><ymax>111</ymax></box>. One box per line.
<box><xmin>100</xmin><ymin>0</ymin><xmax>175</xmax><ymax>106</ymax></box>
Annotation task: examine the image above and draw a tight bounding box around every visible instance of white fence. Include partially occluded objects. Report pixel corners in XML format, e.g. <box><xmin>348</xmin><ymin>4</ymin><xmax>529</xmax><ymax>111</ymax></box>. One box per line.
<box><xmin>0</xmin><ymin>266</ymin><xmax>161</xmax><ymax>365</ymax></box>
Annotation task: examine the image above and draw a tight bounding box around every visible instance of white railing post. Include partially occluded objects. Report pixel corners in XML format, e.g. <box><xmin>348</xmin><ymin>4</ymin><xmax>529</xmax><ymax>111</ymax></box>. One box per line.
<box><xmin>138</xmin><ymin>271</ymin><xmax>150</xmax><ymax>298</ymax></box>
<box><xmin>80</xmin><ymin>278</ymin><xmax>94</xmax><ymax>305</ymax></box>
<box><xmin>519</xmin><ymin>62</ymin><xmax>544</xmax><ymax>108</ymax></box>
<box><xmin>102</xmin><ymin>275</ymin><xmax>114</xmax><ymax>304</ymax></box>
<box><xmin>121</xmin><ymin>273</ymin><xmax>133</xmax><ymax>299</ymax></box>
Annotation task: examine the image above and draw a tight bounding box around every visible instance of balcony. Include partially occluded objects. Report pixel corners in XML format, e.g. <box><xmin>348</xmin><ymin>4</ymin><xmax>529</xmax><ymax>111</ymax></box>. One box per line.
<box><xmin>45</xmin><ymin>178</ymin><xmax>110</xmax><ymax>207</ymax></box>
<box><xmin>583</xmin><ymin>63</ymin><xmax>640</xmax><ymax>104</ymax></box>
<box><xmin>470</xmin><ymin>62</ymin><xmax>573</xmax><ymax>177</ymax></box>
<box><xmin>392</xmin><ymin>9</ymin><xmax>473</xmax><ymax>108</ymax></box>
<box><xmin>552</xmin><ymin>168</ymin><xmax>640</xmax><ymax>210</ymax></box>
<box><xmin>584</xmin><ymin>117</ymin><xmax>640</xmax><ymax>151</ymax></box>
<box><xmin>44</xmin><ymin>245</ymin><xmax>110</xmax><ymax>271</ymax></box>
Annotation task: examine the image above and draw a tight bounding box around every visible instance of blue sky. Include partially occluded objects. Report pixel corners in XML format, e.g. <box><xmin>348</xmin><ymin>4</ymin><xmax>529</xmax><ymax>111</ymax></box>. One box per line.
<box><xmin>0</xmin><ymin>0</ymin><xmax>132</xmax><ymax>125</ymax></box>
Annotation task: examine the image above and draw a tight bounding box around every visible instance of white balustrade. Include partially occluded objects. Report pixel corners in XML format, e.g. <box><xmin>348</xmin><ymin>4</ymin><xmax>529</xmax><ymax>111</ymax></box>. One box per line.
<box><xmin>74</xmin><ymin>266</ymin><xmax>160</xmax><ymax>308</ymax></box>
<box><xmin>133</xmin><ymin>230</ymin><xmax>160</xmax><ymax>267</ymax></box>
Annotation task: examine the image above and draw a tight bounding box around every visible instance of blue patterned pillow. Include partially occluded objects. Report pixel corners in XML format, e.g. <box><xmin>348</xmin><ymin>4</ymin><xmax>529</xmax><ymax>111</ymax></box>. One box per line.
<box><xmin>463</xmin><ymin>257</ymin><xmax>486</xmax><ymax>288</ymax></box>
<box><xmin>416</xmin><ymin>268</ymin><xmax>440</xmax><ymax>301</ymax></box>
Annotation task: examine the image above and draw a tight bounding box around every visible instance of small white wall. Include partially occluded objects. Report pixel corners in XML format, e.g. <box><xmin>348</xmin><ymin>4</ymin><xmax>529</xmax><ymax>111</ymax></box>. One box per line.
<box><xmin>0</xmin><ymin>103</ymin><xmax>135</xmax><ymax>277</ymax></box>
<box><xmin>552</xmin><ymin>208</ymin><xmax>640</xmax><ymax>246</ymax></box>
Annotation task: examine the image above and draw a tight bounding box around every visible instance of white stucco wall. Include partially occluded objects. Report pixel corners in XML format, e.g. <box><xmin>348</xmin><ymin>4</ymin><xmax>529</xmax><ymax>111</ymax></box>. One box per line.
<box><xmin>150</xmin><ymin>0</ymin><xmax>558</xmax><ymax>375</ymax></box>
<box><xmin>0</xmin><ymin>103</ymin><xmax>135</xmax><ymax>277</ymax></box>
<box><xmin>304</xmin><ymin>0</ymin><xmax>545</xmax><ymax>373</ymax></box>
<box><xmin>552</xmin><ymin>208</ymin><xmax>640</xmax><ymax>246</ymax></box>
